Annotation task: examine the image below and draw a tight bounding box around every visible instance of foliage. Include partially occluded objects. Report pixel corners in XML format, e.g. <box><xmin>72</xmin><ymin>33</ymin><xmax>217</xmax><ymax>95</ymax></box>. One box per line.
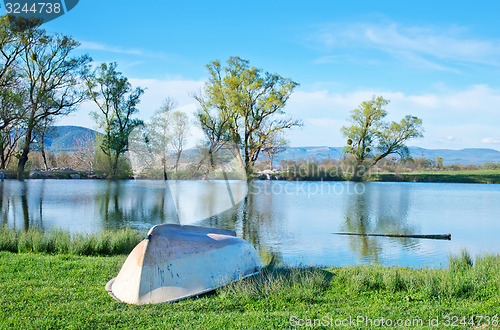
<box><xmin>276</xmin><ymin>159</ymin><xmax>344</xmax><ymax>181</ymax></box>
<box><xmin>481</xmin><ymin>162</ymin><xmax>500</xmax><ymax>170</ymax></box>
<box><xmin>194</xmin><ymin>56</ymin><xmax>301</xmax><ymax>179</ymax></box>
<box><xmin>92</xmin><ymin>147</ymin><xmax>133</xmax><ymax>179</ymax></box>
<box><xmin>372</xmin><ymin>171</ymin><xmax>500</xmax><ymax>184</ymax></box>
<box><xmin>341</xmin><ymin>96</ymin><xmax>423</xmax><ymax>181</ymax></box>
<box><xmin>84</xmin><ymin>62</ymin><xmax>144</xmax><ymax>179</ymax></box>
<box><xmin>9</xmin><ymin>20</ymin><xmax>90</xmax><ymax>179</ymax></box>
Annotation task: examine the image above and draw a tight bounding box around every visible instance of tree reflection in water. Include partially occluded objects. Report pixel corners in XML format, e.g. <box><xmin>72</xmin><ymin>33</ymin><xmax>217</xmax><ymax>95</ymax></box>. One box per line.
<box><xmin>198</xmin><ymin>182</ymin><xmax>285</xmax><ymax>266</ymax></box>
<box><xmin>0</xmin><ymin>180</ymin><xmax>469</xmax><ymax>266</ymax></box>
<box><xmin>342</xmin><ymin>183</ymin><xmax>418</xmax><ymax>262</ymax></box>
<box><xmin>95</xmin><ymin>181</ymin><xmax>180</xmax><ymax>230</ymax></box>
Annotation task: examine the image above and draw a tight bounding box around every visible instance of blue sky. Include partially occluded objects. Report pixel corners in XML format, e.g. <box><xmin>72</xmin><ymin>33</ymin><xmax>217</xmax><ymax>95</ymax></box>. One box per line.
<box><xmin>4</xmin><ymin>0</ymin><xmax>500</xmax><ymax>150</ymax></box>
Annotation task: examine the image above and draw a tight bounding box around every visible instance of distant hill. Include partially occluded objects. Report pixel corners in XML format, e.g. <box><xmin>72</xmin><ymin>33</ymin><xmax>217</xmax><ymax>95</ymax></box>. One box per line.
<box><xmin>263</xmin><ymin>146</ymin><xmax>500</xmax><ymax>166</ymax></box>
<box><xmin>45</xmin><ymin>126</ymin><xmax>100</xmax><ymax>153</ymax></box>
<box><xmin>46</xmin><ymin>126</ymin><xmax>500</xmax><ymax>165</ymax></box>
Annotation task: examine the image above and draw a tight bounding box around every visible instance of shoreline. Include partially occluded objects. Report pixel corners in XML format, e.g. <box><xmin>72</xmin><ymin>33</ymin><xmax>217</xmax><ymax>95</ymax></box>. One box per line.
<box><xmin>1</xmin><ymin>169</ymin><xmax>499</xmax><ymax>184</ymax></box>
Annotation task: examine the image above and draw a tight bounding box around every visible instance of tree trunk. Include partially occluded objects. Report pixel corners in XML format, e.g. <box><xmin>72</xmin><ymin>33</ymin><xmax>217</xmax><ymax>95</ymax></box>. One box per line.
<box><xmin>268</xmin><ymin>151</ymin><xmax>274</xmax><ymax>170</ymax></box>
<box><xmin>111</xmin><ymin>153</ymin><xmax>120</xmax><ymax>179</ymax></box>
<box><xmin>21</xmin><ymin>187</ymin><xmax>30</xmax><ymax>229</ymax></box>
<box><xmin>17</xmin><ymin>151</ymin><xmax>29</xmax><ymax>180</ymax></box>
<box><xmin>350</xmin><ymin>161</ymin><xmax>367</xmax><ymax>182</ymax></box>
<box><xmin>41</xmin><ymin>139</ymin><xmax>49</xmax><ymax>171</ymax></box>
<box><xmin>17</xmin><ymin>125</ymin><xmax>33</xmax><ymax>180</ymax></box>
<box><xmin>0</xmin><ymin>146</ymin><xmax>5</xmax><ymax>170</ymax></box>
<box><xmin>162</xmin><ymin>155</ymin><xmax>167</xmax><ymax>180</ymax></box>
<box><xmin>174</xmin><ymin>150</ymin><xmax>181</xmax><ymax>173</ymax></box>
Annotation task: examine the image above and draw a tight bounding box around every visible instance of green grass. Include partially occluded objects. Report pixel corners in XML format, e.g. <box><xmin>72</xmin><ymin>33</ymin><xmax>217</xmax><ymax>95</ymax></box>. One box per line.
<box><xmin>0</xmin><ymin>250</ymin><xmax>499</xmax><ymax>329</ymax></box>
<box><xmin>0</xmin><ymin>226</ymin><xmax>142</xmax><ymax>256</ymax></box>
<box><xmin>370</xmin><ymin>170</ymin><xmax>500</xmax><ymax>184</ymax></box>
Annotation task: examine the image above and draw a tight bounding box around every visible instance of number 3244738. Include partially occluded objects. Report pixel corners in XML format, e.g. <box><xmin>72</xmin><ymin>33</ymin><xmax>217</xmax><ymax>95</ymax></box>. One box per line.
<box><xmin>5</xmin><ymin>2</ymin><xmax>62</xmax><ymax>14</ymax></box>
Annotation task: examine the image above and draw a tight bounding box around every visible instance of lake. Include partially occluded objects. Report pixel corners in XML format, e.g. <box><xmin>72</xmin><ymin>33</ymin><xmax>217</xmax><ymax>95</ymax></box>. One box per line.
<box><xmin>1</xmin><ymin>179</ymin><xmax>499</xmax><ymax>268</ymax></box>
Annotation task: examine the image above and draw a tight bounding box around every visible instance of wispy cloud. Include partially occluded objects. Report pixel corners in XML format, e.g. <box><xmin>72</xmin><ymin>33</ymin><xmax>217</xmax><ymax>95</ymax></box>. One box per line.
<box><xmin>80</xmin><ymin>41</ymin><xmax>144</xmax><ymax>56</ymax></box>
<box><xmin>308</xmin><ymin>22</ymin><xmax>500</xmax><ymax>70</ymax></box>
<box><xmin>285</xmin><ymin>84</ymin><xmax>500</xmax><ymax>149</ymax></box>
<box><xmin>482</xmin><ymin>137</ymin><xmax>500</xmax><ymax>144</ymax></box>
<box><xmin>79</xmin><ymin>41</ymin><xmax>178</xmax><ymax>60</ymax></box>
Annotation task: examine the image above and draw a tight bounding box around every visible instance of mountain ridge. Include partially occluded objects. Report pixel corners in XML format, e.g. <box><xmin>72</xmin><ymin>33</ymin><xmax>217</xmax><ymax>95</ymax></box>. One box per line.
<box><xmin>46</xmin><ymin>126</ymin><xmax>500</xmax><ymax>165</ymax></box>
<box><xmin>271</xmin><ymin>146</ymin><xmax>500</xmax><ymax>165</ymax></box>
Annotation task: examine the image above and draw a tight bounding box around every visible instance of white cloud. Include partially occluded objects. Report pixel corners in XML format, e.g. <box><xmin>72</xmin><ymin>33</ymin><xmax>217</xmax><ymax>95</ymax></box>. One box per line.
<box><xmin>482</xmin><ymin>137</ymin><xmax>500</xmax><ymax>144</ymax></box>
<box><xmin>57</xmin><ymin>77</ymin><xmax>500</xmax><ymax>151</ymax></box>
<box><xmin>285</xmin><ymin>85</ymin><xmax>500</xmax><ymax>150</ymax></box>
<box><xmin>309</xmin><ymin>22</ymin><xmax>500</xmax><ymax>69</ymax></box>
<box><xmin>57</xmin><ymin>78</ymin><xmax>204</xmax><ymax>133</ymax></box>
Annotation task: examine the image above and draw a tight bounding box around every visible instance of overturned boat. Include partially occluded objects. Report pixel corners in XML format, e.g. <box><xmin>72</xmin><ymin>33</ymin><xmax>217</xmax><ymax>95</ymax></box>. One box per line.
<box><xmin>106</xmin><ymin>224</ymin><xmax>261</xmax><ymax>304</ymax></box>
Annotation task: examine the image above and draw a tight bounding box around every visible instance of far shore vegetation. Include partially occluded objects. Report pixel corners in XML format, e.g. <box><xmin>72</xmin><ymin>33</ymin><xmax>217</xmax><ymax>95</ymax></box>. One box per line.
<box><xmin>1</xmin><ymin>241</ymin><xmax>499</xmax><ymax>328</ymax></box>
<box><xmin>0</xmin><ymin>148</ymin><xmax>499</xmax><ymax>184</ymax></box>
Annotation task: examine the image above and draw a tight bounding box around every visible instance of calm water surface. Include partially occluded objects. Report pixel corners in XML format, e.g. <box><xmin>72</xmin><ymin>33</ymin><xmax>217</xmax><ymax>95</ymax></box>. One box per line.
<box><xmin>1</xmin><ymin>179</ymin><xmax>499</xmax><ymax>268</ymax></box>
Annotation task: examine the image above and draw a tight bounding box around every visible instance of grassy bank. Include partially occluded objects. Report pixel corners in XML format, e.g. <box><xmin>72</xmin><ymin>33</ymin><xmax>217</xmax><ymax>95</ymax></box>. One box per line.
<box><xmin>0</xmin><ymin>226</ymin><xmax>142</xmax><ymax>256</ymax></box>
<box><xmin>258</xmin><ymin>169</ymin><xmax>500</xmax><ymax>183</ymax></box>
<box><xmin>370</xmin><ymin>170</ymin><xmax>500</xmax><ymax>184</ymax></box>
<box><xmin>0</xmin><ymin>251</ymin><xmax>499</xmax><ymax>329</ymax></box>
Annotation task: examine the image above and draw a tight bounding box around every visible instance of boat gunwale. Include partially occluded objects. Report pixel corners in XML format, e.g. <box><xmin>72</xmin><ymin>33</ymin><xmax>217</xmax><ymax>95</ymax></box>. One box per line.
<box><xmin>105</xmin><ymin>270</ymin><xmax>261</xmax><ymax>304</ymax></box>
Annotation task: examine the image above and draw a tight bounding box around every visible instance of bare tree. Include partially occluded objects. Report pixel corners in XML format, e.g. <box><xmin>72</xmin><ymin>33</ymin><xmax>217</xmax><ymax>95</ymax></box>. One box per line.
<box><xmin>262</xmin><ymin>132</ymin><xmax>288</xmax><ymax>170</ymax></box>
<box><xmin>170</xmin><ymin>111</ymin><xmax>189</xmax><ymax>172</ymax></box>
<box><xmin>73</xmin><ymin>133</ymin><xmax>98</xmax><ymax>171</ymax></box>
<box><xmin>149</xmin><ymin>97</ymin><xmax>176</xmax><ymax>179</ymax></box>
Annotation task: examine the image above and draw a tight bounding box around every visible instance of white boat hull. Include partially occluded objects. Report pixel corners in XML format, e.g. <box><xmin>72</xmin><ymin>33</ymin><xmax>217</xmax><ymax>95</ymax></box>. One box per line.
<box><xmin>106</xmin><ymin>224</ymin><xmax>261</xmax><ymax>304</ymax></box>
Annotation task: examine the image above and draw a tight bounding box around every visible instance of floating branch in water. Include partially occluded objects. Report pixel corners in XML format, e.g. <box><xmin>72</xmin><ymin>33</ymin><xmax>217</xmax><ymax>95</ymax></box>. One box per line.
<box><xmin>334</xmin><ymin>232</ymin><xmax>451</xmax><ymax>240</ymax></box>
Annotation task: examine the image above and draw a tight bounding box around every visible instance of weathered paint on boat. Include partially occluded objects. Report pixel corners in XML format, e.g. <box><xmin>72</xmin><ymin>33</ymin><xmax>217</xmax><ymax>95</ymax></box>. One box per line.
<box><xmin>106</xmin><ymin>224</ymin><xmax>261</xmax><ymax>304</ymax></box>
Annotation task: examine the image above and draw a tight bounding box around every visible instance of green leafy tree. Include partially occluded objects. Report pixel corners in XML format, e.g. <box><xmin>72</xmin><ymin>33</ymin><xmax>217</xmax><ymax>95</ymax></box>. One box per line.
<box><xmin>85</xmin><ymin>63</ymin><xmax>144</xmax><ymax>179</ymax></box>
<box><xmin>436</xmin><ymin>156</ymin><xmax>444</xmax><ymax>169</ymax></box>
<box><xmin>341</xmin><ymin>96</ymin><xmax>423</xmax><ymax>181</ymax></box>
<box><xmin>0</xmin><ymin>86</ymin><xmax>25</xmax><ymax>169</ymax></box>
<box><xmin>0</xmin><ymin>16</ymin><xmax>33</xmax><ymax>90</ymax></box>
<box><xmin>14</xmin><ymin>23</ymin><xmax>90</xmax><ymax>179</ymax></box>
<box><xmin>194</xmin><ymin>56</ymin><xmax>301</xmax><ymax>179</ymax></box>
<box><xmin>0</xmin><ymin>17</ymin><xmax>33</xmax><ymax>170</ymax></box>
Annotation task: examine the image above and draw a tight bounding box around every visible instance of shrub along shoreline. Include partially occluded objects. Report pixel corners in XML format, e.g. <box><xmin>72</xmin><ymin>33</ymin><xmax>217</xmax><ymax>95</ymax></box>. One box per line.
<box><xmin>0</xmin><ymin>227</ymin><xmax>499</xmax><ymax>328</ymax></box>
<box><xmin>2</xmin><ymin>168</ymin><xmax>500</xmax><ymax>183</ymax></box>
<box><xmin>259</xmin><ymin>169</ymin><xmax>500</xmax><ymax>184</ymax></box>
